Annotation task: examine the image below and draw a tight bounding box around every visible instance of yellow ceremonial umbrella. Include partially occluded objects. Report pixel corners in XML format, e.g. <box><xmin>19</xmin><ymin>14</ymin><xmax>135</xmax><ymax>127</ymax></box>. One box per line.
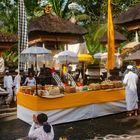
<box><xmin>78</xmin><ymin>54</ymin><xmax>94</xmax><ymax>84</ymax></box>
<box><xmin>78</xmin><ymin>54</ymin><xmax>93</xmax><ymax>62</ymax></box>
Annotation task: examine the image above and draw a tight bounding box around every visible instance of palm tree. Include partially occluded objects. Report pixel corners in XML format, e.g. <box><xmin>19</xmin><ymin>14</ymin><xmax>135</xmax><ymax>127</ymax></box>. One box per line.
<box><xmin>85</xmin><ymin>23</ymin><xmax>107</xmax><ymax>55</ymax></box>
<box><xmin>48</xmin><ymin>0</ymin><xmax>70</xmax><ymax>18</ymax></box>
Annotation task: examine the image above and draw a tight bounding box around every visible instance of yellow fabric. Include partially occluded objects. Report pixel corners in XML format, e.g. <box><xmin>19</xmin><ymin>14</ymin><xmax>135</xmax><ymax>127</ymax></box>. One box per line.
<box><xmin>78</xmin><ymin>54</ymin><xmax>93</xmax><ymax>62</ymax></box>
<box><xmin>17</xmin><ymin>89</ymin><xmax>125</xmax><ymax>111</ymax></box>
<box><xmin>107</xmin><ymin>0</ymin><xmax>115</xmax><ymax>70</ymax></box>
<box><xmin>63</xmin><ymin>66</ymin><xmax>67</xmax><ymax>73</ymax></box>
<box><xmin>136</xmin><ymin>65</ymin><xmax>140</xmax><ymax>68</ymax></box>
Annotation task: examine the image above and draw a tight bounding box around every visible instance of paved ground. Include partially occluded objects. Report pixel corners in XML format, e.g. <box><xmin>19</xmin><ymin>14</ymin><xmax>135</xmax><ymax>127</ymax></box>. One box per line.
<box><xmin>0</xmin><ymin>111</ymin><xmax>140</xmax><ymax>140</ymax></box>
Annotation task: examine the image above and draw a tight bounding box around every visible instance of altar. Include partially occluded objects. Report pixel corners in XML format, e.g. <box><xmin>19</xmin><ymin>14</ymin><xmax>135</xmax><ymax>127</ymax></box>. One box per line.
<box><xmin>17</xmin><ymin>88</ymin><xmax>126</xmax><ymax>125</ymax></box>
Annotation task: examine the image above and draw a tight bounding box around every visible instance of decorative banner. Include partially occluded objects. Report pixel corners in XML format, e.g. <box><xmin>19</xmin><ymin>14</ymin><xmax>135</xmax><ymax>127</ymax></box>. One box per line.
<box><xmin>107</xmin><ymin>0</ymin><xmax>115</xmax><ymax>70</ymax></box>
<box><xmin>18</xmin><ymin>0</ymin><xmax>28</xmax><ymax>70</ymax></box>
<box><xmin>0</xmin><ymin>57</ymin><xmax>5</xmax><ymax>73</ymax></box>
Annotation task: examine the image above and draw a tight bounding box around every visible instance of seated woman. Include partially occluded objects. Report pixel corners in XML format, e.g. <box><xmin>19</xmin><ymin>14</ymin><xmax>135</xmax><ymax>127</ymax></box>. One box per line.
<box><xmin>23</xmin><ymin>72</ymin><xmax>36</xmax><ymax>86</ymax></box>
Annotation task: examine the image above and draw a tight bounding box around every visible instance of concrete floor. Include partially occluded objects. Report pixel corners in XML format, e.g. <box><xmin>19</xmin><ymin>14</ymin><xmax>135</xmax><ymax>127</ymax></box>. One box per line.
<box><xmin>0</xmin><ymin>111</ymin><xmax>140</xmax><ymax>140</ymax></box>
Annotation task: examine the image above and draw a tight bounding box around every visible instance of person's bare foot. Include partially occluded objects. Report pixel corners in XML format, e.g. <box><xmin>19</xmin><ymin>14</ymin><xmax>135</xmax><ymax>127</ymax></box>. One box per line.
<box><xmin>134</xmin><ymin>110</ymin><xmax>138</xmax><ymax>116</ymax></box>
<box><xmin>127</xmin><ymin>111</ymin><xmax>133</xmax><ymax>117</ymax></box>
<box><xmin>128</xmin><ymin>113</ymin><xmax>132</xmax><ymax>117</ymax></box>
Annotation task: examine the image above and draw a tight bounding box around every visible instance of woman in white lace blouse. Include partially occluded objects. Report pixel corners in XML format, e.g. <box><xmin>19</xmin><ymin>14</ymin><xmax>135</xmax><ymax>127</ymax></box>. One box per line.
<box><xmin>23</xmin><ymin>72</ymin><xmax>36</xmax><ymax>86</ymax></box>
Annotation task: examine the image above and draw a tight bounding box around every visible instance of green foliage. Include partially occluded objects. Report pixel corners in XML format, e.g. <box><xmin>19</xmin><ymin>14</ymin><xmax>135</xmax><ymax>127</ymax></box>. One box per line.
<box><xmin>24</xmin><ymin>0</ymin><xmax>40</xmax><ymax>18</ymax></box>
<box><xmin>47</xmin><ymin>0</ymin><xmax>70</xmax><ymax>18</ymax></box>
<box><xmin>0</xmin><ymin>0</ymin><xmax>18</xmax><ymax>33</ymax></box>
<box><xmin>3</xmin><ymin>51</ymin><xmax>17</xmax><ymax>62</ymax></box>
<box><xmin>85</xmin><ymin>24</ymin><xmax>107</xmax><ymax>55</ymax></box>
<box><xmin>101</xmin><ymin>0</ymin><xmax>140</xmax><ymax>19</ymax></box>
<box><xmin>0</xmin><ymin>0</ymin><xmax>18</xmax><ymax>66</ymax></box>
<box><xmin>0</xmin><ymin>0</ymin><xmax>140</xmax><ymax>63</ymax></box>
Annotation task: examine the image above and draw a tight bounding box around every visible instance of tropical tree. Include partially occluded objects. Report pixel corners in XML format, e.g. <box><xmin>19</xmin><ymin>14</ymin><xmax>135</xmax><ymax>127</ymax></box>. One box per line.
<box><xmin>1</xmin><ymin>0</ymin><xmax>140</xmax><ymax>61</ymax></box>
<box><xmin>48</xmin><ymin>0</ymin><xmax>70</xmax><ymax>18</ymax></box>
<box><xmin>24</xmin><ymin>0</ymin><xmax>40</xmax><ymax>19</ymax></box>
<box><xmin>73</xmin><ymin>0</ymin><xmax>140</xmax><ymax>54</ymax></box>
<box><xmin>85</xmin><ymin>24</ymin><xmax>107</xmax><ymax>55</ymax></box>
<box><xmin>0</xmin><ymin>0</ymin><xmax>18</xmax><ymax>68</ymax></box>
<box><xmin>0</xmin><ymin>0</ymin><xmax>18</xmax><ymax>33</ymax></box>
<box><xmin>72</xmin><ymin>0</ymin><xmax>140</xmax><ymax>22</ymax></box>
<box><xmin>34</xmin><ymin>0</ymin><xmax>90</xmax><ymax>22</ymax></box>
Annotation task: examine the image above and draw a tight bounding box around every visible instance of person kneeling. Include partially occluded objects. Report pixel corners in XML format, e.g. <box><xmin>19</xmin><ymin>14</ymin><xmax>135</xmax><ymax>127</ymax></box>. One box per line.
<box><xmin>28</xmin><ymin>113</ymin><xmax>54</xmax><ymax>140</ymax></box>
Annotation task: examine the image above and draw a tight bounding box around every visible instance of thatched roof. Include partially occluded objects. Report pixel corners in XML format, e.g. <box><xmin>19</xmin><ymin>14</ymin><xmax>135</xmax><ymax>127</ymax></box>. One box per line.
<box><xmin>124</xmin><ymin>49</ymin><xmax>140</xmax><ymax>61</ymax></box>
<box><xmin>0</xmin><ymin>32</ymin><xmax>17</xmax><ymax>43</ymax></box>
<box><xmin>28</xmin><ymin>13</ymin><xmax>87</xmax><ymax>37</ymax></box>
<box><xmin>0</xmin><ymin>32</ymin><xmax>17</xmax><ymax>51</ymax></box>
<box><xmin>121</xmin><ymin>43</ymin><xmax>140</xmax><ymax>60</ymax></box>
<box><xmin>114</xmin><ymin>3</ymin><xmax>140</xmax><ymax>25</ymax></box>
<box><xmin>100</xmin><ymin>30</ymin><xmax>127</xmax><ymax>44</ymax></box>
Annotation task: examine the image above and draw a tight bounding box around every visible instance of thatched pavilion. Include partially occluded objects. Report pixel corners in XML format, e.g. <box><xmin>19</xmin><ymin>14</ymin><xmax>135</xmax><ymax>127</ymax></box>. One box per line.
<box><xmin>120</xmin><ymin>44</ymin><xmax>140</xmax><ymax>66</ymax></box>
<box><xmin>114</xmin><ymin>3</ymin><xmax>140</xmax><ymax>61</ymax></box>
<box><xmin>100</xmin><ymin>30</ymin><xmax>127</xmax><ymax>49</ymax></box>
<box><xmin>27</xmin><ymin>12</ymin><xmax>87</xmax><ymax>84</ymax></box>
<box><xmin>28</xmin><ymin>13</ymin><xmax>87</xmax><ymax>50</ymax></box>
<box><xmin>114</xmin><ymin>2</ymin><xmax>140</xmax><ymax>31</ymax></box>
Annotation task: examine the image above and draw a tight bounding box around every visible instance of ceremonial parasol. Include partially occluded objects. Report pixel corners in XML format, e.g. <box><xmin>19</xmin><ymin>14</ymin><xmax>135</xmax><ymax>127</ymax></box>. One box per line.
<box><xmin>54</xmin><ymin>50</ymin><xmax>78</xmax><ymax>64</ymax></box>
<box><xmin>21</xmin><ymin>46</ymin><xmax>52</xmax><ymax>94</ymax></box>
<box><xmin>78</xmin><ymin>54</ymin><xmax>93</xmax><ymax>84</ymax></box>
<box><xmin>21</xmin><ymin>46</ymin><xmax>52</xmax><ymax>70</ymax></box>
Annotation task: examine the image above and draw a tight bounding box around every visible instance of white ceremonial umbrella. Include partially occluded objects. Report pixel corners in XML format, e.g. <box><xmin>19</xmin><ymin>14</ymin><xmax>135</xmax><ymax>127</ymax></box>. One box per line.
<box><xmin>54</xmin><ymin>50</ymin><xmax>78</xmax><ymax>64</ymax></box>
<box><xmin>21</xmin><ymin>46</ymin><xmax>52</xmax><ymax>62</ymax></box>
<box><xmin>21</xmin><ymin>46</ymin><xmax>52</xmax><ymax>94</ymax></box>
<box><xmin>94</xmin><ymin>52</ymin><xmax>122</xmax><ymax>68</ymax></box>
<box><xmin>94</xmin><ymin>52</ymin><xmax>104</xmax><ymax>59</ymax></box>
<box><xmin>94</xmin><ymin>52</ymin><xmax>120</xmax><ymax>59</ymax></box>
<box><xmin>21</xmin><ymin>46</ymin><xmax>52</xmax><ymax>69</ymax></box>
<box><xmin>122</xmin><ymin>41</ymin><xmax>140</xmax><ymax>49</ymax></box>
<box><xmin>21</xmin><ymin>46</ymin><xmax>51</xmax><ymax>54</ymax></box>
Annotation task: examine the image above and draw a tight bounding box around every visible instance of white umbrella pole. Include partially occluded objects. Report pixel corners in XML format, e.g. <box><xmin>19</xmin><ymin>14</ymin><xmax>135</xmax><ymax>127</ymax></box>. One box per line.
<box><xmin>43</xmin><ymin>43</ymin><xmax>46</xmax><ymax>65</ymax></box>
<box><xmin>135</xmin><ymin>30</ymin><xmax>139</xmax><ymax>42</ymax></box>
<box><xmin>35</xmin><ymin>55</ymin><xmax>38</xmax><ymax>95</ymax></box>
<box><xmin>107</xmin><ymin>70</ymin><xmax>110</xmax><ymax>80</ymax></box>
<box><xmin>81</xmin><ymin>62</ymin><xmax>85</xmax><ymax>85</ymax></box>
<box><xmin>66</xmin><ymin>55</ymin><xmax>69</xmax><ymax>85</ymax></box>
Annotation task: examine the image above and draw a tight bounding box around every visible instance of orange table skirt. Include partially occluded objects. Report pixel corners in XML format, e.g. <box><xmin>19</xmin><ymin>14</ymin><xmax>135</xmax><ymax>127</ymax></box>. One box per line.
<box><xmin>17</xmin><ymin>88</ymin><xmax>125</xmax><ymax>111</ymax></box>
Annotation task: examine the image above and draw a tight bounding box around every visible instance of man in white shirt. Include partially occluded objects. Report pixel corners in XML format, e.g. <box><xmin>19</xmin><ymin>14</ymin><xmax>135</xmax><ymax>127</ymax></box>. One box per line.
<box><xmin>13</xmin><ymin>69</ymin><xmax>21</xmax><ymax>101</ymax></box>
<box><xmin>123</xmin><ymin>65</ymin><xmax>139</xmax><ymax>116</ymax></box>
<box><xmin>4</xmin><ymin>70</ymin><xmax>13</xmax><ymax>105</ymax></box>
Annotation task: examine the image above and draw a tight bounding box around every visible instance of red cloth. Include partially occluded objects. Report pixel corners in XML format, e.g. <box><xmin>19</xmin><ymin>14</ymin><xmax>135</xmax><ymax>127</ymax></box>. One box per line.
<box><xmin>51</xmin><ymin>67</ymin><xmax>55</xmax><ymax>73</ymax></box>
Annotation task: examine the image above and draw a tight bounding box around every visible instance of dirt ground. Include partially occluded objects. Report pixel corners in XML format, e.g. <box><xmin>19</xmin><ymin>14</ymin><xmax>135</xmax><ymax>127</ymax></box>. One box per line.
<box><xmin>0</xmin><ymin>111</ymin><xmax>140</xmax><ymax>140</ymax></box>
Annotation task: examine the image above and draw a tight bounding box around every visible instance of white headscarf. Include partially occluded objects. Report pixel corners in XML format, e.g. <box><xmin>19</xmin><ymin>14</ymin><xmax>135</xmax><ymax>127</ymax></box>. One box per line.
<box><xmin>127</xmin><ymin>65</ymin><xmax>133</xmax><ymax>70</ymax></box>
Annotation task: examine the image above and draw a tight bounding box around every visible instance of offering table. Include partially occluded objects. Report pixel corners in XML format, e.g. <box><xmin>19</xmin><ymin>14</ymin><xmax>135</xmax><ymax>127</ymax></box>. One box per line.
<box><xmin>17</xmin><ymin>88</ymin><xmax>126</xmax><ymax>125</ymax></box>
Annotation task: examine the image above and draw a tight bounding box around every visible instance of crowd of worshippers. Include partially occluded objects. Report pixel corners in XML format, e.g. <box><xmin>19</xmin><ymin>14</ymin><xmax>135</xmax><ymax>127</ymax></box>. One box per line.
<box><xmin>1</xmin><ymin>64</ymin><xmax>80</xmax><ymax>106</ymax></box>
<box><xmin>1</xmin><ymin>69</ymin><xmax>37</xmax><ymax>106</ymax></box>
<box><xmin>2</xmin><ymin>64</ymin><xmax>140</xmax><ymax>108</ymax></box>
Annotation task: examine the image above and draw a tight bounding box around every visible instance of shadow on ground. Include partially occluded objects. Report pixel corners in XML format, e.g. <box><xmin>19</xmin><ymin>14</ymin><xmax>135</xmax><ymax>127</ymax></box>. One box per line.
<box><xmin>0</xmin><ymin>112</ymin><xmax>140</xmax><ymax>140</ymax></box>
<box><xmin>54</xmin><ymin>112</ymin><xmax>140</xmax><ymax>140</ymax></box>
